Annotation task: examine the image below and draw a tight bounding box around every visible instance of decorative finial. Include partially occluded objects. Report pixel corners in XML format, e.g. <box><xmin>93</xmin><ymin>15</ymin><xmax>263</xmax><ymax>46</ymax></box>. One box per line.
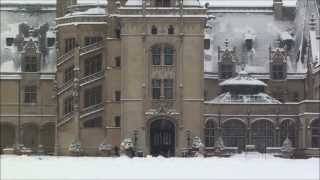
<box><xmin>224</xmin><ymin>39</ymin><xmax>229</xmax><ymax>48</ymax></box>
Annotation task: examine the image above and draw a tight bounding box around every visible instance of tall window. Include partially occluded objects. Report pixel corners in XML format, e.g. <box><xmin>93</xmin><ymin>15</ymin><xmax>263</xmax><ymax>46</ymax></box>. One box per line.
<box><xmin>151</xmin><ymin>25</ymin><xmax>158</xmax><ymax>35</ymax></box>
<box><xmin>271</xmin><ymin>64</ymin><xmax>286</xmax><ymax>80</ymax></box>
<box><xmin>23</xmin><ymin>56</ymin><xmax>38</xmax><ymax>72</ymax></box>
<box><xmin>152</xmin><ymin>79</ymin><xmax>161</xmax><ymax>99</ymax></box>
<box><xmin>152</xmin><ymin>47</ymin><xmax>161</xmax><ymax>65</ymax></box>
<box><xmin>114</xmin><ymin>116</ymin><xmax>121</xmax><ymax>127</ymax></box>
<box><xmin>205</xmin><ymin>120</ymin><xmax>216</xmax><ymax>147</ymax></box>
<box><xmin>220</xmin><ymin>64</ymin><xmax>233</xmax><ymax>79</ymax></box>
<box><xmin>64</xmin><ymin>38</ymin><xmax>76</xmax><ymax>53</ymax></box>
<box><xmin>84</xmin><ymin>54</ymin><xmax>102</xmax><ymax>76</ymax></box>
<box><xmin>164</xmin><ymin>79</ymin><xmax>173</xmax><ymax>99</ymax></box>
<box><xmin>311</xmin><ymin>119</ymin><xmax>320</xmax><ymax>148</ymax></box>
<box><xmin>84</xmin><ymin>36</ymin><xmax>102</xmax><ymax>46</ymax></box>
<box><xmin>64</xmin><ymin>96</ymin><xmax>73</xmax><ymax>115</ymax></box>
<box><xmin>115</xmin><ymin>91</ymin><xmax>121</xmax><ymax>101</ymax></box>
<box><xmin>164</xmin><ymin>47</ymin><xmax>174</xmax><ymax>65</ymax></box>
<box><xmin>168</xmin><ymin>25</ymin><xmax>174</xmax><ymax>35</ymax></box>
<box><xmin>84</xmin><ymin>86</ymin><xmax>102</xmax><ymax>107</ymax></box>
<box><xmin>64</xmin><ymin>65</ymin><xmax>74</xmax><ymax>83</ymax></box>
<box><xmin>152</xmin><ymin>45</ymin><xmax>175</xmax><ymax>65</ymax></box>
<box><xmin>24</xmin><ymin>86</ymin><xmax>37</xmax><ymax>103</ymax></box>
<box><xmin>83</xmin><ymin>117</ymin><xmax>102</xmax><ymax>128</ymax></box>
<box><xmin>115</xmin><ymin>57</ymin><xmax>121</xmax><ymax>67</ymax></box>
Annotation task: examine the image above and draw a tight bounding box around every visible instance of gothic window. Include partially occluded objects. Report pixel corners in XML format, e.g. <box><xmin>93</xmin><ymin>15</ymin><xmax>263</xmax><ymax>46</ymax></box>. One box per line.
<box><xmin>271</xmin><ymin>64</ymin><xmax>286</xmax><ymax>80</ymax></box>
<box><xmin>205</xmin><ymin>120</ymin><xmax>216</xmax><ymax>147</ymax></box>
<box><xmin>64</xmin><ymin>96</ymin><xmax>73</xmax><ymax>115</ymax></box>
<box><xmin>280</xmin><ymin>120</ymin><xmax>297</xmax><ymax>147</ymax></box>
<box><xmin>152</xmin><ymin>47</ymin><xmax>161</xmax><ymax>65</ymax></box>
<box><xmin>83</xmin><ymin>117</ymin><xmax>102</xmax><ymax>128</ymax></box>
<box><xmin>115</xmin><ymin>91</ymin><xmax>121</xmax><ymax>101</ymax></box>
<box><xmin>164</xmin><ymin>79</ymin><xmax>173</xmax><ymax>99</ymax></box>
<box><xmin>168</xmin><ymin>25</ymin><xmax>174</xmax><ymax>35</ymax></box>
<box><xmin>220</xmin><ymin>64</ymin><xmax>233</xmax><ymax>79</ymax></box>
<box><xmin>204</xmin><ymin>39</ymin><xmax>211</xmax><ymax>50</ymax></box>
<box><xmin>84</xmin><ymin>36</ymin><xmax>102</xmax><ymax>46</ymax></box>
<box><xmin>47</xmin><ymin>38</ymin><xmax>55</xmax><ymax>47</ymax></box>
<box><xmin>23</xmin><ymin>56</ymin><xmax>38</xmax><ymax>72</ymax></box>
<box><xmin>311</xmin><ymin>119</ymin><xmax>320</xmax><ymax>148</ymax></box>
<box><xmin>84</xmin><ymin>86</ymin><xmax>102</xmax><ymax>107</ymax></box>
<box><xmin>115</xmin><ymin>56</ymin><xmax>121</xmax><ymax>67</ymax></box>
<box><xmin>64</xmin><ymin>65</ymin><xmax>74</xmax><ymax>83</ymax></box>
<box><xmin>6</xmin><ymin>38</ymin><xmax>14</xmax><ymax>46</ymax></box>
<box><xmin>151</xmin><ymin>25</ymin><xmax>158</xmax><ymax>35</ymax></box>
<box><xmin>24</xmin><ymin>86</ymin><xmax>37</xmax><ymax>103</ymax></box>
<box><xmin>164</xmin><ymin>47</ymin><xmax>174</xmax><ymax>65</ymax></box>
<box><xmin>114</xmin><ymin>116</ymin><xmax>121</xmax><ymax>127</ymax></box>
<box><xmin>152</xmin><ymin>79</ymin><xmax>161</xmax><ymax>99</ymax></box>
<box><xmin>84</xmin><ymin>54</ymin><xmax>102</xmax><ymax>76</ymax></box>
<box><xmin>222</xmin><ymin>120</ymin><xmax>246</xmax><ymax>150</ymax></box>
<box><xmin>64</xmin><ymin>38</ymin><xmax>76</xmax><ymax>53</ymax></box>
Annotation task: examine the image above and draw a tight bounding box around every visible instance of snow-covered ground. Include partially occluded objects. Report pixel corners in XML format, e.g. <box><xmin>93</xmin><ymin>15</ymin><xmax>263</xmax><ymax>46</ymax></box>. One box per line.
<box><xmin>1</xmin><ymin>153</ymin><xmax>319</xmax><ymax>180</ymax></box>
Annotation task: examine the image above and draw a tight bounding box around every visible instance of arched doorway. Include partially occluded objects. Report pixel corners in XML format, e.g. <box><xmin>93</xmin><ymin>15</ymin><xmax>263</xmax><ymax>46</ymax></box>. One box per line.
<box><xmin>0</xmin><ymin>123</ymin><xmax>16</xmax><ymax>149</ymax></box>
<box><xmin>280</xmin><ymin>119</ymin><xmax>297</xmax><ymax>147</ymax></box>
<box><xmin>22</xmin><ymin>123</ymin><xmax>39</xmax><ymax>150</ymax></box>
<box><xmin>204</xmin><ymin>120</ymin><xmax>216</xmax><ymax>147</ymax></box>
<box><xmin>40</xmin><ymin>123</ymin><xmax>55</xmax><ymax>153</ymax></box>
<box><xmin>222</xmin><ymin>119</ymin><xmax>246</xmax><ymax>151</ymax></box>
<box><xmin>251</xmin><ymin>119</ymin><xmax>275</xmax><ymax>153</ymax></box>
<box><xmin>150</xmin><ymin>119</ymin><xmax>175</xmax><ymax>157</ymax></box>
<box><xmin>310</xmin><ymin>118</ymin><xmax>320</xmax><ymax>148</ymax></box>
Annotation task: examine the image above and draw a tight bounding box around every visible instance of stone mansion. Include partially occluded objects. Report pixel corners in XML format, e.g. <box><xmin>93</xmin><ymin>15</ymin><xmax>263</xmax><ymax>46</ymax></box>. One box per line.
<box><xmin>0</xmin><ymin>0</ymin><xmax>319</xmax><ymax>156</ymax></box>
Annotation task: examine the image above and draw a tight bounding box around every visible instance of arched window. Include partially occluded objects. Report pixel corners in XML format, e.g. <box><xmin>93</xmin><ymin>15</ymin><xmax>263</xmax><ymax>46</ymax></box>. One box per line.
<box><xmin>222</xmin><ymin>119</ymin><xmax>246</xmax><ymax>150</ymax></box>
<box><xmin>152</xmin><ymin>47</ymin><xmax>161</xmax><ymax>65</ymax></box>
<box><xmin>151</xmin><ymin>25</ymin><xmax>158</xmax><ymax>35</ymax></box>
<box><xmin>280</xmin><ymin>120</ymin><xmax>297</xmax><ymax>147</ymax></box>
<box><xmin>164</xmin><ymin>47</ymin><xmax>174</xmax><ymax>65</ymax></box>
<box><xmin>311</xmin><ymin>119</ymin><xmax>320</xmax><ymax>148</ymax></box>
<box><xmin>168</xmin><ymin>25</ymin><xmax>174</xmax><ymax>35</ymax></box>
<box><xmin>205</xmin><ymin>120</ymin><xmax>216</xmax><ymax>147</ymax></box>
<box><xmin>251</xmin><ymin>120</ymin><xmax>275</xmax><ymax>152</ymax></box>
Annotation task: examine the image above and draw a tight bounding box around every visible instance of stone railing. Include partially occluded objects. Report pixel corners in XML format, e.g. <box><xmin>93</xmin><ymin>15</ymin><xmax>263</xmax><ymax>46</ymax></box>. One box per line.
<box><xmin>80</xmin><ymin>71</ymin><xmax>104</xmax><ymax>87</ymax></box>
<box><xmin>79</xmin><ymin>41</ymin><xmax>104</xmax><ymax>56</ymax></box>
<box><xmin>119</xmin><ymin>7</ymin><xmax>207</xmax><ymax>16</ymax></box>
<box><xmin>80</xmin><ymin>103</ymin><xmax>104</xmax><ymax>118</ymax></box>
<box><xmin>57</xmin><ymin>49</ymin><xmax>75</xmax><ymax>66</ymax></box>
<box><xmin>56</xmin><ymin>15</ymin><xmax>106</xmax><ymax>25</ymax></box>
<box><xmin>57</xmin><ymin>80</ymin><xmax>73</xmax><ymax>95</ymax></box>
<box><xmin>151</xmin><ymin>99</ymin><xmax>176</xmax><ymax>110</ymax></box>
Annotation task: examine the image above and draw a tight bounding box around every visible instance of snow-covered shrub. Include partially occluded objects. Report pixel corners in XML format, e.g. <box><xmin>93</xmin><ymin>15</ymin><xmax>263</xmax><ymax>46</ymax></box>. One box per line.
<box><xmin>69</xmin><ymin>142</ymin><xmax>81</xmax><ymax>153</ymax></box>
<box><xmin>98</xmin><ymin>143</ymin><xmax>113</xmax><ymax>151</ymax></box>
<box><xmin>192</xmin><ymin>136</ymin><xmax>205</xmax><ymax>157</ymax></box>
<box><xmin>281</xmin><ymin>137</ymin><xmax>294</xmax><ymax>158</ymax></box>
<box><xmin>215</xmin><ymin>136</ymin><xmax>225</xmax><ymax>150</ymax></box>
<box><xmin>120</xmin><ymin>138</ymin><xmax>135</xmax><ymax>157</ymax></box>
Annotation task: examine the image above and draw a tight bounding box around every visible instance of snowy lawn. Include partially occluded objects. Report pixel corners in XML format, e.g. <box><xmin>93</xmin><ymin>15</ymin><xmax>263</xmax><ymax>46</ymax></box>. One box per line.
<box><xmin>1</xmin><ymin>153</ymin><xmax>319</xmax><ymax>180</ymax></box>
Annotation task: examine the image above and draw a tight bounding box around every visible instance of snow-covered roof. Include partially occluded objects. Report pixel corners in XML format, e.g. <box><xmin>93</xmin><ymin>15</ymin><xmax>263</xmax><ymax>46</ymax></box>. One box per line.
<box><xmin>204</xmin><ymin>8</ymin><xmax>306</xmax><ymax>74</ymax></box>
<box><xmin>219</xmin><ymin>71</ymin><xmax>267</xmax><ymax>87</ymax></box>
<box><xmin>205</xmin><ymin>92</ymin><xmax>281</xmax><ymax>104</ymax></box>
<box><xmin>65</xmin><ymin>7</ymin><xmax>106</xmax><ymax>16</ymax></box>
<box><xmin>0</xmin><ymin>10</ymin><xmax>56</xmax><ymax>73</ymax></box>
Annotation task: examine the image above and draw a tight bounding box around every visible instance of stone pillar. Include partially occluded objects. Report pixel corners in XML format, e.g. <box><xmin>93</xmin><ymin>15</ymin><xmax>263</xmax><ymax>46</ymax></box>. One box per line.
<box><xmin>73</xmin><ymin>47</ymin><xmax>81</xmax><ymax>143</ymax></box>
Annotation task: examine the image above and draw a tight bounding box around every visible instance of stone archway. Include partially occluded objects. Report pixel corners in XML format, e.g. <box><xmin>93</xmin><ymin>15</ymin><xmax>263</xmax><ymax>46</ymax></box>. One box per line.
<box><xmin>149</xmin><ymin>118</ymin><xmax>175</xmax><ymax>157</ymax></box>
<box><xmin>40</xmin><ymin>122</ymin><xmax>55</xmax><ymax>153</ymax></box>
<box><xmin>0</xmin><ymin>123</ymin><xmax>16</xmax><ymax>149</ymax></box>
<box><xmin>251</xmin><ymin>119</ymin><xmax>275</xmax><ymax>153</ymax></box>
<box><xmin>222</xmin><ymin>119</ymin><xmax>247</xmax><ymax>151</ymax></box>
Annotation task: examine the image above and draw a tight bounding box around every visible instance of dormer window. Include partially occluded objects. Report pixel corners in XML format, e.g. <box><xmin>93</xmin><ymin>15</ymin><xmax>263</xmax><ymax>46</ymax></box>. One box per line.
<box><xmin>271</xmin><ymin>64</ymin><xmax>286</xmax><ymax>80</ymax></box>
<box><xmin>23</xmin><ymin>56</ymin><xmax>38</xmax><ymax>72</ymax></box>
<box><xmin>151</xmin><ymin>26</ymin><xmax>158</xmax><ymax>35</ymax></box>
<box><xmin>168</xmin><ymin>25</ymin><xmax>174</xmax><ymax>35</ymax></box>
<box><xmin>47</xmin><ymin>38</ymin><xmax>55</xmax><ymax>47</ymax></box>
<box><xmin>6</xmin><ymin>38</ymin><xmax>14</xmax><ymax>46</ymax></box>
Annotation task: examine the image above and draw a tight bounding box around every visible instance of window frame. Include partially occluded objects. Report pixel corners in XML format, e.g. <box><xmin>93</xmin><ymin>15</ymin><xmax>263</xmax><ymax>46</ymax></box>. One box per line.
<box><xmin>84</xmin><ymin>86</ymin><xmax>102</xmax><ymax>108</ymax></box>
<box><xmin>24</xmin><ymin>85</ymin><xmax>37</xmax><ymax>104</ymax></box>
